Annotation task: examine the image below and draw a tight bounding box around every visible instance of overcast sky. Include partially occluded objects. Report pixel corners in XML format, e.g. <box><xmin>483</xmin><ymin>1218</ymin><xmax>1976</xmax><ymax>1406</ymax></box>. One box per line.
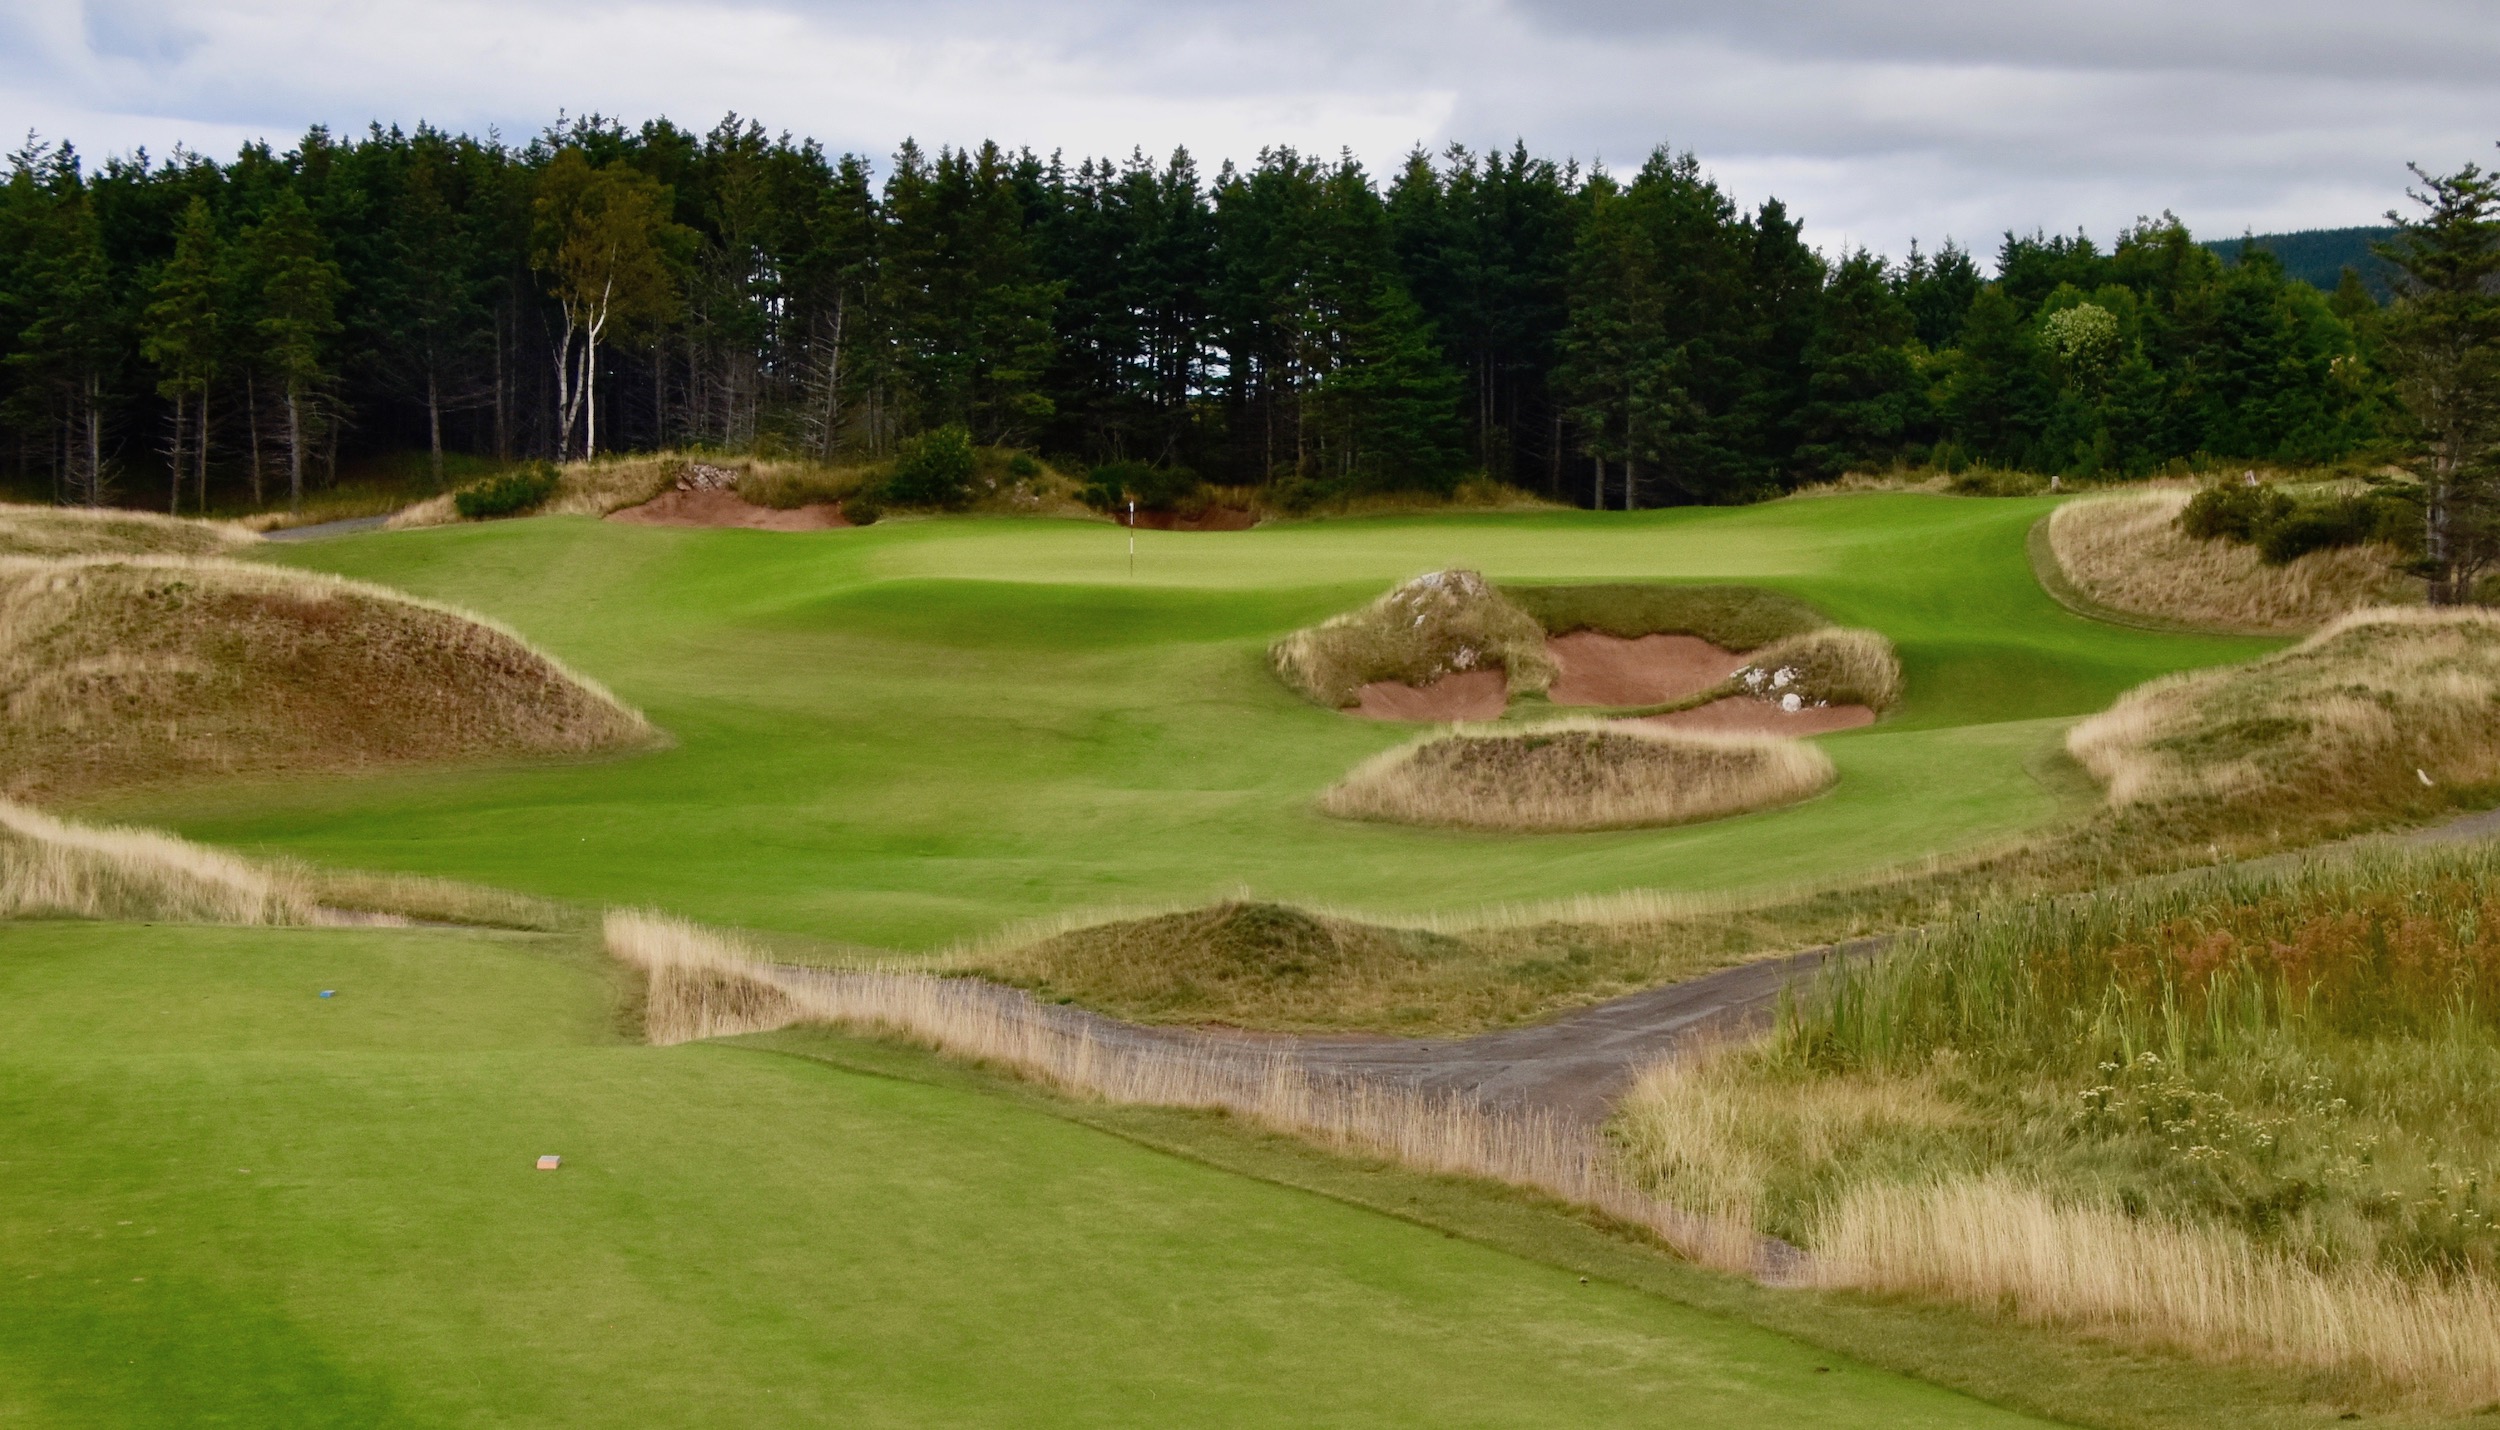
<box><xmin>7</xmin><ymin>0</ymin><xmax>2496</xmax><ymax>262</ymax></box>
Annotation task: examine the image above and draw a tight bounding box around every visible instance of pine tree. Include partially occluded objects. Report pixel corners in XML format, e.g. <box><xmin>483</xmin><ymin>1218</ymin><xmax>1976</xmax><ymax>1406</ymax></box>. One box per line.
<box><xmin>142</xmin><ymin>198</ymin><xmax>224</xmax><ymax>512</ymax></box>
<box><xmin>243</xmin><ymin>189</ymin><xmax>342</xmax><ymax>511</ymax></box>
<box><xmin>2375</xmin><ymin>161</ymin><xmax>2500</xmax><ymax>603</ymax></box>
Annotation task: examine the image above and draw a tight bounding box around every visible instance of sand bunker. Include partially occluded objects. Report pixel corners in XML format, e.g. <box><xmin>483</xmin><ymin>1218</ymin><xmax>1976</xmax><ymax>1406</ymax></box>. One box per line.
<box><xmin>1546</xmin><ymin>631</ymin><xmax>1749</xmax><ymax>707</ymax></box>
<box><xmin>1633</xmin><ymin>697</ymin><xmax>1875</xmax><ymax>737</ymax></box>
<box><xmin>608</xmin><ymin>486</ymin><xmax>851</xmax><ymax>530</ymax></box>
<box><xmin>1127</xmin><ymin>506</ymin><xmax>1257</xmax><ymax>532</ymax></box>
<box><xmin>1350</xmin><ymin>668</ymin><xmax>1509</xmax><ymax>721</ymax></box>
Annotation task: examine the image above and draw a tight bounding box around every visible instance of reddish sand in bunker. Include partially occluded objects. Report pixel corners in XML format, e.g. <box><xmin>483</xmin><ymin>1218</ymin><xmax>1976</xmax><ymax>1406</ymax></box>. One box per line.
<box><xmin>1546</xmin><ymin>631</ymin><xmax>1750</xmax><ymax>707</ymax></box>
<box><xmin>1632</xmin><ymin>696</ymin><xmax>1876</xmax><ymax>737</ymax></box>
<box><xmin>607</xmin><ymin>487</ymin><xmax>852</xmax><ymax>530</ymax></box>
<box><xmin>1349</xmin><ymin>668</ymin><xmax>1509</xmax><ymax>721</ymax></box>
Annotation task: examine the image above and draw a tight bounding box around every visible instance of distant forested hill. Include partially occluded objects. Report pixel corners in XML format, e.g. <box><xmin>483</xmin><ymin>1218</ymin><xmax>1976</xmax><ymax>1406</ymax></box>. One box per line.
<box><xmin>2205</xmin><ymin>226</ymin><xmax>2397</xmax><ymax>295</ymax></box>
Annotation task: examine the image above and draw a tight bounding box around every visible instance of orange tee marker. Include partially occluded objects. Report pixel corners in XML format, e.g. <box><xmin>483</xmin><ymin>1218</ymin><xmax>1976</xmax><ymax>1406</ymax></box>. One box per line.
<box><xmin>535</xmin><ymin>1155</ymin><xmax>562</xmax><ymax>1171</ymax></box>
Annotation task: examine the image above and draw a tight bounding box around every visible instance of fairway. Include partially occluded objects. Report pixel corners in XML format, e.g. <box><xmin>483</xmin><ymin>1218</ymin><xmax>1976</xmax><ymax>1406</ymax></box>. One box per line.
<box><xmin>100</xmin><ymin>495</ymin><xmax>2273</xmax><ymax>948</ymax></box>
<box><xmin>0</xmin><ymin>922</ymin><xmax>2049</xmax><ymax>1427</ymax></box>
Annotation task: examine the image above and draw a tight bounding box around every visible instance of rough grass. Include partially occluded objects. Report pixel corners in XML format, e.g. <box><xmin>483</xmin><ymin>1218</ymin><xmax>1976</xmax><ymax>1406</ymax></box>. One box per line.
<box><xmin>1321</xmin><ymin>720</ymin><xmax>1836</xmax><ymax>832</ymax></box>
<box><xmin>605</xmin><ymin>909</ymin><xmax>1762</xmax><ymax>1272</ymax></box>
<box><xmin>1504</xmin><ymin>582</ymin><xmax>1829</xmax><ymax>650</ymax></box>
<box><xmin>1616</xmin><ymin>844</ymin><xmax>2500</xmax><ymax>1410</ymax></box>
<box><xmin>0</xmin><ymin>503</ymin><xmax>259</xmax><ymax>558</ymax></box>
<box><xmin>2047</xmin><ymin>489</ymin><xmax>2412</xmax><ymax>633</ymax></box>
<box><xmin>1270</xmin><ymin>568</ymin><xmax>1558</xmax><ymax>708</ymax></box>
<box><xmin>0</xmin><ymin>796</ymin><xmax>316</xmax><ymax>923</ymax></box>
<box><xmin>2066</xmin><ymin>606</ymin><xmax>2500</xmax><ymax>830</ymax></box>
<box><xmin>1731</xmin><ymin>628</ymin><xmax>1905</xmax><ymax>711</ymax></box>
<box><xmin>0</xmin><ymin>555</ymin><xmax>654</xmax><ymax>800</ymax></box>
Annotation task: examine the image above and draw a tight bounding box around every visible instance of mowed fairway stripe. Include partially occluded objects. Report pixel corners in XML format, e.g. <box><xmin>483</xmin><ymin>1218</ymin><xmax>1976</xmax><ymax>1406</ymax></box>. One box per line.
<box><xmin>0</xmin><ymin>924</ymin><xmax>2054</xmax><ymax>1427</ymax></box>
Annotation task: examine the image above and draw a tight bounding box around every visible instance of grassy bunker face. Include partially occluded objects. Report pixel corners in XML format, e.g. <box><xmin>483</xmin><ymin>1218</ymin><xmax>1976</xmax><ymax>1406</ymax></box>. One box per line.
<box><xmin>2068</xmin><ymin>606</ymin><xmax>2500</xmax><ymax>830</ymax></box>
<box><xmin>1270</xmin><ymin>568</ymin><xmax>1556</xmax><ymax>712</ymax></box>
<box><xmin>1322</xmin><ymin>720</ymin><xmax>1836</xmax><ymax>833</ymax></box>
<box><xmin>0</xmin><ymin>555</ymin><xmax>653</xmax><ymax>800</ymax></box>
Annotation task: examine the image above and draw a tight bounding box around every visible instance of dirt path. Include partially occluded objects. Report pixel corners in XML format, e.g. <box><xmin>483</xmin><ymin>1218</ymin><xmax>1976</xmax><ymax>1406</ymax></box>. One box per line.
<box><xmin>778</xmin><ymin>807</ymin><xmax>2500</xmax><ymax>1139</ymax></box>
<box><xmin>261</xmin><ymin>515</ymin><xmax>390</xmax><ymax>542</ymax></box>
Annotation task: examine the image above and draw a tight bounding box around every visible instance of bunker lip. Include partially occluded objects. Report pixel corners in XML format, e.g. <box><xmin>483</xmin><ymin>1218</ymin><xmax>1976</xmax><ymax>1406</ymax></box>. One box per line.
<box><xmin>1344</xmin><ymin>630</ymin><xmax>1754</xmax><ymax>722</ymax></box>
<box><xmin>607</xmin><ymin>487</ymin><xmax>852</xmax><ymax>530</ymax></box>
<box><xmin>1349</xmin><ymin>668</ymin><xmax>1509</xmax><ymax>721</ymax></box>
<box><xmin>1545</xmin><ymin>630</ymin><xmax>1749</xmax><ymax>708</ymax></box>
<box><xmin>1632</xmin><ymin>696</ymin><xmax>1876</xmax><ymax>737</ymax></box>
<box><xmin>1124</xmin><ymin>505</ymin><xmax>1257</xmax><ymax>532</ymax></box>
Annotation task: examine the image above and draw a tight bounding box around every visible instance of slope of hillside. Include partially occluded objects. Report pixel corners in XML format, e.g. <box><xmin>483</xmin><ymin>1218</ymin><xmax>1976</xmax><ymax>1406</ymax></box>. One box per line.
<box><xmin>0</xmin><ymin>555</ymin><xmax>653</xmax><ymax>800</ymax></box>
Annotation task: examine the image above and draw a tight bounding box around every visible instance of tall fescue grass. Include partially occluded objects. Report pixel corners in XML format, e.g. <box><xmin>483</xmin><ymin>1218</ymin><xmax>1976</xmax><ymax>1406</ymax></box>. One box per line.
<box><xmin>0</xmin><ymin>797</ymin><xmax>316</xmax><ymax>923</ymax></box>
<box><xmin>1811</xmin><ymin>1176</ymin><xmax>2500</xmax><ymax>1406</ymax></box>
<box><xmin>0</xmin><ymin>554</ymin><xmax>653</xmax><ymax>798</ymax></box>
<box><xmin>0</xmin><ymin>503</ymin><xmax>259</xmax><ymax>558</ymax></box>
<box><xmin>1619</xmin><ymin>843</ymin><xmax>2500</xmax><ymax>1407</ymax></box>
<box><xmin>603</xmin><ymin>909</ymin><xmax>1771</xmax><ymax>1274</ymax></box>
<box><xmin>2047</xmin><ymin>488</ymin><xmax>2410</xmax><ymax>632</ymax></box>
<box><xmin>1732</xmin><ymin>627</ymin><xmax>1903</xmax><ymax>710</ymax></box>
<box><xmin>1269</xmin><ymin>569</ymin><xmax>1556</xmax><ymax>708</ymax></box>
<box><xmin>1320</xmin><ymin>720</ymin><xmax>1834</xmax><ymax>832</ymax></box>
<box><xmin>2068</xmin><ymin>606</ymin><xmax>2500</xmax><ymax>827</ymax></box>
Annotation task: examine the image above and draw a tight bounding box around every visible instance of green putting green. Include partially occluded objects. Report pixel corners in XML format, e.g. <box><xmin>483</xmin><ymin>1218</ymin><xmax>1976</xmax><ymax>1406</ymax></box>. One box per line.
<box><xmin>103</xmin><ymin>495</ymin><xmax>2269</xmax><ymax>949</ymax></box>
<box><xmin>0</xmin><ymin>922</ymin><xmax>2050</xmax><ymax>1427</ymax></box>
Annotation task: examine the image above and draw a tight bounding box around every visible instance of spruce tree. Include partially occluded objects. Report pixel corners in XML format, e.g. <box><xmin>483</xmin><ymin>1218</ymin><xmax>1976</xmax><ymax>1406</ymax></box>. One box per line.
<box><xmin>2375</xmin><ymin>161</ymin><xmax>2500</xmax><ymax>603</ymax></box>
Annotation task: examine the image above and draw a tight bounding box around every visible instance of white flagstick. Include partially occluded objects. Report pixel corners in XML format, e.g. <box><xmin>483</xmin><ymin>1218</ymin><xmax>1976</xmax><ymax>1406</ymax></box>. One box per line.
<box><xmin>1128</xmin><ymin>498</ymin><xmax>1136</xmax><ymax>577</ymax></box>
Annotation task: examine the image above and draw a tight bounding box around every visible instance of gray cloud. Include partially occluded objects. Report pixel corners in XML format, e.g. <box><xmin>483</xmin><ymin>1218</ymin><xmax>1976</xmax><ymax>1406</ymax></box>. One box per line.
<box><xmin>4</xmin><ymin>0</ymin><xmax>2493</xmax><ymax>263</ymax></box>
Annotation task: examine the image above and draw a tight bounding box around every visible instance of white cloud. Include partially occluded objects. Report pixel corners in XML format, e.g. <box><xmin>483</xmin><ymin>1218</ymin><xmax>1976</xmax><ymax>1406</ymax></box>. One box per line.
<box><xmin>3</xmin><ymin>0</ymin><xmax>2492</xmax><ymax>260</ymax></box>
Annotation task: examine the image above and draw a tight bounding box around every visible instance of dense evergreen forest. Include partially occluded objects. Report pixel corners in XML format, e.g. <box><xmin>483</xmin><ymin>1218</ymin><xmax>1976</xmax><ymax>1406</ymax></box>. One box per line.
<box><xmin>0</xmin><ymin>115</ymin><xmax>2395</xmax><ymax>513</ymax></box>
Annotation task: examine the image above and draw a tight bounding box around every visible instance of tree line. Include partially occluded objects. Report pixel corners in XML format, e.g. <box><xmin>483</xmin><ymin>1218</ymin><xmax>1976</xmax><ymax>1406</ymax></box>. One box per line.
<box><xmin>0</xmin><ymin>115</ymin><xmax>2439</xmax><ymax>514</ymax></box>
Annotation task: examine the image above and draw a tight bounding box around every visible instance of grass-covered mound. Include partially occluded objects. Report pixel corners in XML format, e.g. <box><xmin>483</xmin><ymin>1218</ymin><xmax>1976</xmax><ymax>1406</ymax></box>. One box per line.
<box><xmin>0</xmin><ymin>503</ymin><xmax>258</xmax><ymax>558</ymax></box>
<box><xmin>1733</xmin><ymin>628</ymin><xmax>1906</xmax><ymax>712</ymax></box>
<box><xmin>1504</xmin><ymin>582</ymin><xmax>1828</xmax><ymax>650</ymax></box>
<box><xmin>0</xmin><ymin>556</ymin><xmax>653</xmax><ymax>800</ymax></box>
<box><xmin>1616</xmin><ymin>843</ymin><xmax>2500</xmax><ymax>1410</ymax></box>
<box><xmin>1270</xmin><ymin>568</ymin><xmax>1557</xmax><ymax>708</ymax></box>
<box><xmin>989</xmin><ymin>901</ymin><xmax>1467</xmax><ymax>1025</ymax></box>
<box><xmin>2066</xmin><ymin>607</ymin><xmax>2500</xmax><ymax>833</ymax></box>
<box><xmin>1321</xmin><ymin>720</ymin><xmax>1835</xmax><ymax>832</ymax></box>
<box><xmin>2044</xmin><ymin>488</ymin><xmax>2411</xmax><ymax>633</ymax></box>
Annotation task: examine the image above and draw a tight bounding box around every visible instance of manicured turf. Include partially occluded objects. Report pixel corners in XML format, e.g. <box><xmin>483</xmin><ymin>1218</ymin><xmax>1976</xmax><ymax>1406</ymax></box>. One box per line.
<box><xmin>0</xmin><ymin>922</ymin><xmax>2049</xmax><ymax>1427</ymax></box>
<box><xmin>105</xmin><ymin>495</ymin><xmax>2271</xmax><ymax>948</ymax></box>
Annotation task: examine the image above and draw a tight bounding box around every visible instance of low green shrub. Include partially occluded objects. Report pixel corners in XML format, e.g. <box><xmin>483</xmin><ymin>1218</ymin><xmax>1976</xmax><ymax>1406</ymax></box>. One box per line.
<box><xmin>453</xmin><ymin>464</ymin><xmax>559</xmax><ymax>520</ymax></box>
<box><xmin>843</xmin><ymin>494</ymin><xmax>881</xmax><ymax>525</ymax></box>
<box><xmin>884</xmin><ymin>426</ymin><xmax>976</xmax><ymax>508</ymax></box>
<box><xmin>2179</xmin><ymin>479</ymin><xmax>2417</xmax><ymax>565</ymax></box>
<box><xmin>1945</xmin><ymin>467</ymin><xmax>2049</xmax><ymax>497</ymax></box>
<box><xmin>1080</xmin><ymin>459</ymin><xmax>1201</xmax><ymax>513</ymax></box>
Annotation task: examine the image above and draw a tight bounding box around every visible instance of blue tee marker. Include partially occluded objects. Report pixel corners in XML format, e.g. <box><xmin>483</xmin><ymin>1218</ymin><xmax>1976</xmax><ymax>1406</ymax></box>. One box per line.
<box><xmin>319</xmin><ymin>990</ymin><xmax>335</xmax><ymax>999</ymax></box>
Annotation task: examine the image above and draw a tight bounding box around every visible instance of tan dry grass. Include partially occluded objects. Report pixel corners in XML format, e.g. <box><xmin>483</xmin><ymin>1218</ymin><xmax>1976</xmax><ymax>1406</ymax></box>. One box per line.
<box><xmin>0</xmin><ymin>503</ymin><xmax>260</xmax><ymax>559</ymax></box>
<box><xmin>2047</xmin><ymin>488</ymin><xmax>2412</xmax><ymax>633</ymax></box>
<box><xmin>1270</xmin><ymin>569</ymin><xmax>1557</xmax><ymax>708</ymax></box>
<box><xmin>604</xmin><ymin>909</ymin><xmax>1768</xmax><ymax>1272</ymax></box>
<box><xmin>0</xmin><ymin>555</ymin><xmax>654</xmax><ymax>800</ymax></box>
<box><xmin>2067</xmin><ymin>606</ymin><xmax>2500</xmax><ymax>819</ymax></box>
<box><xmin>1320</xmin><ymin>720</ymin><xmax>1834</xmax><ymax>832</ymax></box>
<box><xmin>1733</xmin><ymin>627</ymin><xmax>1903</xmax><ymax>711</ymax></box>
<box><xmin>0</xmin><ymin>796</ymin><xmax>317</xmax><ymax>923</ymax></box>
<box><xmin>1810</xmin><ymin>1175</ymin><xmax>2500</xmax><ymax>1408</ymax></box>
